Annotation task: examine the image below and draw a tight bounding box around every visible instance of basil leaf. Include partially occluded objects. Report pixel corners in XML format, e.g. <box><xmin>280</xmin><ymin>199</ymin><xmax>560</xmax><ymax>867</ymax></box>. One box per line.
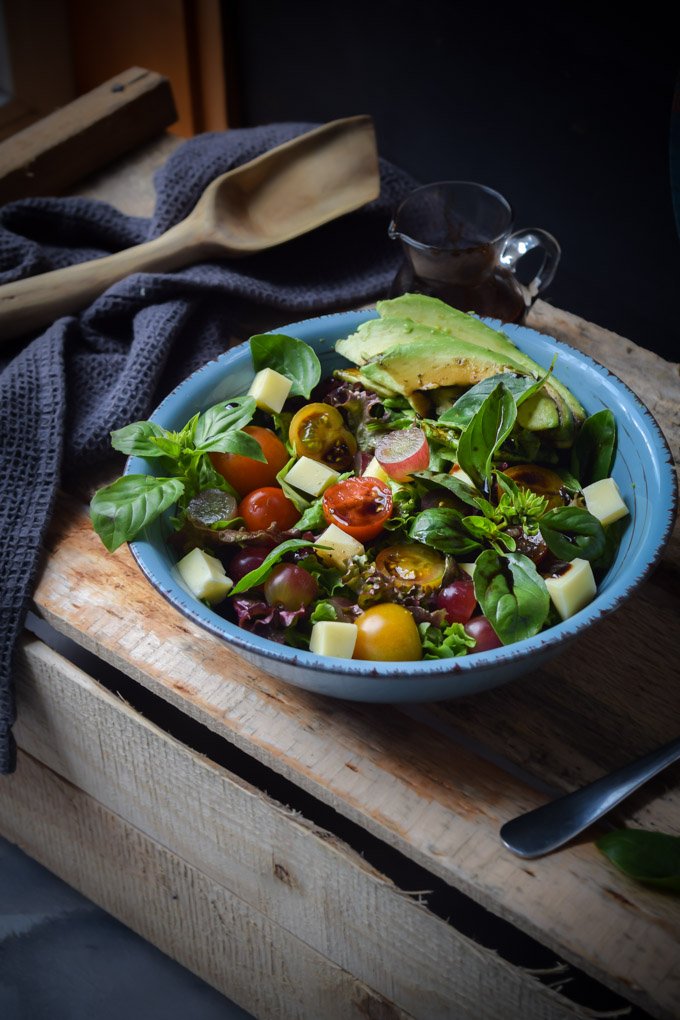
<box><xmin>230</xmin><ymin>538</ymin><xmax>317</xmax><ymax>594</ymax></box>
<box><xmin>110</xmin><ymin>421</ymin><xmax>168</xmax><ymax>457</ymax></box>
<box><xmin>408</xmin><ymin>507</ymin><xmax>482</xmax><ymax>556</ymax></box>
<box><xmin>457</xmin><ymin>383</ymin><xmax>517</xmax><ymax>491</ymax></box>
<box><xmin>211</xmin><ymin>429</ymin><xmax>267</xmax><ymax>460</ymax></box>
<box><xmin>571</xmin><ymin>410</ymin><xmax>617</xmax><ymax>487</ymax></box>
<box><xmin>250</xmin><ymin>333</ymin><xmax>321</xmax><ymax>399</ymax></box>
<box><xmin>597</xmin><ymin>829</ymin><xmax>680</xmax><ymax>891</ymax></box>
<box><xmin>90</xmin><ymin>475</ymin><xmax>185</xmax><ymax>552</ymax></box>
<box><xmin>193</xmin><ymin>397</ymin><xmax>257</xmax><ymax>453</ymax></box>
<box><xmin>539</xmin><ymin>506</ymin><xmax>606</xmax><ymax>561</ymax></box>
<box><xmin>440</xmin><ymin>372</ymin><xmax>545</xmax><ymax>429</ymax></box>
<box><xmin>473</xmin><ymin>549</ymin><xmax>550</xmax><ymax>645</ymax></box>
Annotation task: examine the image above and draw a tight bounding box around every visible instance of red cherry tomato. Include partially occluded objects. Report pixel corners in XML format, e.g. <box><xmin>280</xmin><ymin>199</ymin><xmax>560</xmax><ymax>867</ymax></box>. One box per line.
<box><xmin>322</xmin><ymin>476</ymin><xmax>393</xmax><ymax>542</ymax></box>
<box><xmin>210</xmin><ymin>426</ymin><xmax>289</xmax><ymax>498</ymax></box>
<box><xmin>238</xmin><ymin>487</ymin><xmax>301</xmax><ymax>531</ymax></box>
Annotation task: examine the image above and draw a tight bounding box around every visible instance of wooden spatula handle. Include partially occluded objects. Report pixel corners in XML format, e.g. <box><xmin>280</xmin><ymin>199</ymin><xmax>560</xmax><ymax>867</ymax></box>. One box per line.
<box><xmin>0</xmin><ymin>219</ymin><xmax>215</xmax><ymax>343</ymax></box>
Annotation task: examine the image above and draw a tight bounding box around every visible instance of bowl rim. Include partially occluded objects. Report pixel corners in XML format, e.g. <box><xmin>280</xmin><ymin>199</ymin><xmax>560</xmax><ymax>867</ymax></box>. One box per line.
<box><xmin>127</xmin><ymin>308</ymin><xmax>678</xmax><ymax>685</ymax></box>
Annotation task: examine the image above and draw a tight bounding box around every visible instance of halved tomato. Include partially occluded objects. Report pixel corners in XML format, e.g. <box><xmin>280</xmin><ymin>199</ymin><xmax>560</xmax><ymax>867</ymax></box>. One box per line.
<box><xmin>502</xmin><ymin>464</ymin><xmax>568</xmax><ymax>510</ymax></box>
<box><xmin>322</xmin><ymin>476</ymin><xmax>392</xmax><ymax>542</ymax></box>
<box><xmin>289</xmin><ymin>402</ymin><xmax>357</xmax><ymax>470</ymax></box>
<box><xmin>375</xmin><ymin>543</ymin><xmax>446</xmax><ymax>590</ymax></box>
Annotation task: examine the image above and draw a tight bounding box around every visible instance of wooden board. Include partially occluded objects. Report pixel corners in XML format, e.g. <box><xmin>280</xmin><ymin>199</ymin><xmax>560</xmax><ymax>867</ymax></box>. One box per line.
<box><xmin>29</xmin><ymin>494</ymin><xmax>680</xmax><ymax>1020</ymax></box>
<box><xmin>0</xmin><ymin>68</ymin><xmax>177</xmax><ymax>202</ymax></box>
<box><xmin>4</xmin><ymin>636</ymin><xmax>594</xmax><ymax>1020</ymax></box>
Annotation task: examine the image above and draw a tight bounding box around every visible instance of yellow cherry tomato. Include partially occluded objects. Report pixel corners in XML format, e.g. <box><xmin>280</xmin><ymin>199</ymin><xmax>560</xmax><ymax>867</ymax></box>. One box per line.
<box><xmin>288</xmin><ymin>402</ymin><xmax>357</xmax><ymax>470</ymax></box>
<box><xmin>375</xmin><ymin>543</ymin><xmax>446</xmax><ymax>591</ymax></box>
<box><xmin>353</xmin><ymin>603</ymin><xmax>422</xmax><ymax>662</ymax></box>
<box><xmin>502</xmin><ymin>464</ymin><xmax>568</xmax><ymax>510</ymax></box>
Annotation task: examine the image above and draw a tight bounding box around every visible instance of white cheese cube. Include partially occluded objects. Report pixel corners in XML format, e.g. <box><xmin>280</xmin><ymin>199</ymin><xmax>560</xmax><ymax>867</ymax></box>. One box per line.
<box><xmin>314</xmin><ymin>524</ymin><xmax>364</xmax><ymax>569</ymax></box>
<box><xmin>177</xmin><ymin>547</ymin><xmax>233</xmax><ymax>605</ymax></box>
<box><xmin>309</xmin><ymin>621</ymin><xmax>358</xmax><ymax>658</ymax></box>
<box><xmin>362</xmin><ymin>456</ymin><xmax>392</xmax><ymax>485</ymax></box>
<box><xmin>285</xmin><ymin>456</ymin><xmax>339</xmax><ymax>497</ymax></box>
<box><xmin>582</xmin><ymin>477</ymin><xmax>629</xmax><ymax>527</ymax></box>
<box><xmin>449</xmin><ymin>464</ymin><xmax>475</xmax><ymax>488</ymax></box>
<box><xmin>247</xmin><ymin>367</ymin><xmax>292</xmax><ymax>414</ymax></box>
<box><xmin>459</xmin><ymin>562</ymin><xmax>476</xmax><ymax>580</ymax></box>
<box><xmin>544</xmin><ymin>558</ymin><xmax>597</xmax><ymax>620</ymax></box>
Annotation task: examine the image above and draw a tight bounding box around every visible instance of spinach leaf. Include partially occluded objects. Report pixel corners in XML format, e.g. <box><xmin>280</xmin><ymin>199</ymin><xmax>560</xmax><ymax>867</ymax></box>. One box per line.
<box><xmin>439</xmin><ymin>371</ymin><xmax>547</xmax><ymax>429</ymax></box>
<box><xmin>539</xmin><ymin>506</ymin><xmax>606</xmax><ymax>561</ymax></box>
<box><xmin>250</xmin><ymin>333</ymin><xmax>321</xmax><ymax>398</ymax></box>
<box><xmin>570</xmin><ymin>409</ymin><xmax>617</xmax><ymax>487</ymax></box>
<box><xmin>419</xmin><ymin>620</ymin><xmax>476</xmax><ymax>659</ymax></box>
<box><xmin>414</xmin><ymin>471</ymin><xmax>482</xmax><ymax>510</ymax></box>
<box><xmin>597</xmin><ymin>829</ymin><xmax>680</xmax><ymax>892</ymax></box>
<box><xmin>457</xmin><ymin>383</ymin><xmax>517</xmax><ymax>491</ymax></box>
<box><xmin>90</xmin><ymin>475</ymin><xmax>185</xmax><ymax>552</ymax></box>
<box><xmin>473</xmin><ymin>549</ymin><xmax>550</xmax><ymax>645</ymax></box>
<box><xmin>591</xmin><ymin>515</ymin><xmax>629</xmax><ymax>575</ymax></box>
<box><xmin>230</xmin><ymin>539</ymin><xmax>317</xmax><ymax>594</ymax></box>
<box><xmin>110</xmin><ymin>421</ymin><xmax>168</xmax><ymax>458</ymax></box>
<box><xmin>408</xmin><ymin>507</ymin><xmax>482</xmax><ymax>556</ymax></box>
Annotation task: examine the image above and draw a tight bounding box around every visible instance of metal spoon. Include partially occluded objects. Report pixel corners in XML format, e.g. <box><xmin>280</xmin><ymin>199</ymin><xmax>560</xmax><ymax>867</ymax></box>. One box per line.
<box><xmin>501</xmin><ymin>736</ymin><xmax>680</xmax><ymax>858</ymax></box>
<box><xmin>0</xmin><ymin>115</ymin><xmax>379</xmax><ymax>342</ymax></box>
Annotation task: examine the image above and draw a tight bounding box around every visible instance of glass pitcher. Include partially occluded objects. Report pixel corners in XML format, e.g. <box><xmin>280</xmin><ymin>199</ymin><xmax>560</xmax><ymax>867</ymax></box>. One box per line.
<box><xmin>388</xmin><ymin>181</ymin><xmax>560</xmax><ymax>323</ymax></box>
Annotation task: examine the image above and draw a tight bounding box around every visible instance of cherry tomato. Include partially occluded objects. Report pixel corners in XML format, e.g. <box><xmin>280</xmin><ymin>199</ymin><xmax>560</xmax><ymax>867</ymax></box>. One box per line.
<box><xmin>264</xmin><ymin>564</ymin><xmax>318</xmax><ymax>610</ymax></box>
<box><xmin>464</xmin><ymin>616</ymin><xmax>503</xmax><ymax>652</ymax></box>
<box><xmin>238</xmin><ymin>487</ymin><xmax>300</xmax><ymax>531</ymax></box>
<box><xmin>436</xmin><ymin>578</ymin><xmax>477</xmax><ymax>624</ymax></box>
<box><xmin>322</xmin><ymin>476</ymin><xmax>392</xmax><ymax>542</ymax></box>
<box><xmin>210</xmin><ymin>426</ymin><xmax>289</xmax><ymax>498</ymax></box>
<box><xmin>502</xmin><ymin>464</ymin><xmax>568</xmax><ymax>511</ymax></box>
<box><xmin>375</xmin><ymin>543</ymin><xmax>446</xmax><ymax>590</ymax></box>
<box><xmin>353</xmin><ymin>604</ymin><xmax>422</xmax><ymax>661</ymax></box>
<box><xmin>289</xmin><ymin>402</ymin><xmax>357</xmax><ymax>470</ymax></box>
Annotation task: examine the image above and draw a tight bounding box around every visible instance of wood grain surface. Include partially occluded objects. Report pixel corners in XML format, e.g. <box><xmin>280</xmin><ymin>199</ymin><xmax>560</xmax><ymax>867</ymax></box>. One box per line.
<box><xmin>12</xmin><ymin>134</ymin><xmax>680</xmax><ymax>1019</ymax></box>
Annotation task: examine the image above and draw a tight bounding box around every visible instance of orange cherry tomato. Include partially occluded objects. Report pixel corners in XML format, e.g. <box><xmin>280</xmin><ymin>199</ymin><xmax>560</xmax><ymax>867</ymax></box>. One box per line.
<box><xmin>374</xmin><ymin>543</ymin><xmax>446</xmax><ymax>591</ymax></box>
<box><xmin>238</xmin><ymin>487</ymin><xmax>301</xmax><ymax>531</ymax></box>
<box><xmin>322</xmin><ymin>476</ymin><xmax>392</xmax><ymax>542</ymax></box>
<box><xmin>288</xmin><ymin>402</ymin><xmax>357</xmax><ymax>470</ymax></box>
<box><xmin>353</xmin><ymin>604</ymin><xmax>422</xmax><ymax>661</ymax></box>
<box><xmin>502</xmin><ymin>464</ymin><xmax>568</xmax><ymax>510</ymax></box>
<box><xmin>210</xmin><ymin>426</ymin><xmax>289</xmax><ymax>498</ymax></box>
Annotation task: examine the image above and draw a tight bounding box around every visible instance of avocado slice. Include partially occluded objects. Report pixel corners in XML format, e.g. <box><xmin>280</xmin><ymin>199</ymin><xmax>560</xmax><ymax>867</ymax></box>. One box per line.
<box><xmin>361</xmin><ymin>335</ymin><xmax>531</xmax><ymax>397</ymax></box>
<box><xmin>516</xmin><ymin>392</ymin><xmax>560</xmax><ymax>431</ymax></box>
<box><xmin>374</xmin><ymin>295</ymin><xmax>586</xmax><ymax>428</ymax></box>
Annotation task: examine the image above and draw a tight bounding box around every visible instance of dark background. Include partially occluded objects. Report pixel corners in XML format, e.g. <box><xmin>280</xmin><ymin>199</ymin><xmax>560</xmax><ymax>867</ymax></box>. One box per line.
<box><xmin>223</xmin><ymin>1</ymin><xmax>679</xmax><ymax>361</ymax></box>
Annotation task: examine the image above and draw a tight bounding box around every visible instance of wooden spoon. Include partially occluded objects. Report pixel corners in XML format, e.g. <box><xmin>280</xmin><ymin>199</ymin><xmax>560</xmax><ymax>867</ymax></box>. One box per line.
<box><xmin>0</xmin><ymin>115</ymin><xmax>379</xmax><ymax>342</ymax></box>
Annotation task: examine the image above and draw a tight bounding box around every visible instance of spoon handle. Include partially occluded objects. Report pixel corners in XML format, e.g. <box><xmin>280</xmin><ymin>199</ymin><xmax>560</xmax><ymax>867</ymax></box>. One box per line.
<box><xmin>0</xmin><ymin>219</ymin><xmax>215</xmax><ymax>343</ymax></box>
<box><xmin>500</xmin><ymin>736</ymin><xmax>680</xmax><ymax>859</ymax></box>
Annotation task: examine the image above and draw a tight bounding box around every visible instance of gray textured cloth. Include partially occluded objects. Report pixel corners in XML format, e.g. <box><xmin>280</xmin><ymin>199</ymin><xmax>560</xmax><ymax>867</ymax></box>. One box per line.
<box><xmin>0</xmin><ymin>123</ymin><xmax>418</xmax><ymax>772</ymax></box>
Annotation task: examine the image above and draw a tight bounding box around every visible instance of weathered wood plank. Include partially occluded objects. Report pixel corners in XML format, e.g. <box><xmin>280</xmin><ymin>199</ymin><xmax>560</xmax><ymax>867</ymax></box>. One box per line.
<box><xmin>0</xmin><ymin>749</ymin><xmax>413</xmax><ymax>1020</ymax></box>
<box><xmin>9</xmin><ymin>636</ymin><xmax>595</xmax><ymax>1020</ymax></box>
<box><xmin>0</xmin><ymin>68</ymin><xmax>177</xmax><ymax>203</ymax></box>
<box><xmin>30</xmin><ymin>505</ymin><xmax>680</xmax><ymax>1019</ymax></box>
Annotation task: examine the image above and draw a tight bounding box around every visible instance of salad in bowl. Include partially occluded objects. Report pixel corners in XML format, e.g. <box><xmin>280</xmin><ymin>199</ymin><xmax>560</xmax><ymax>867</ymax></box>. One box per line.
<box><xmin>90</xmin><ymin>294</ymin><xmax>645</xmax><ymax>685</ymax></box>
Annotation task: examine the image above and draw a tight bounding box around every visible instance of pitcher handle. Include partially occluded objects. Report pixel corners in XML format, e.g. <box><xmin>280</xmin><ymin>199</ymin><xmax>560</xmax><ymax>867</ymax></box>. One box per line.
<box><xmin>499</xmin><ymin>229</ymin><xmax>561</xmax><ymax>304</ymax></box>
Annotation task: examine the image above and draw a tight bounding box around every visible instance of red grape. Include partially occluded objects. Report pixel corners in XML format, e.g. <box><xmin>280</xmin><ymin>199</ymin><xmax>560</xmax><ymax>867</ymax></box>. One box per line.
<box><xmin>228</xmin><ymin>545</ymin><xmax>272</xmax><ymax>583</ymax></box>
<box><xmin>436</xmin><ymin>578</ymin><xmax>477</xmax><ymax>624</ymax></box>
<box><xmin>264</xmin><ymin>564</ymin><xmax>318</xmax><ymax>610</ymax></box>
<box><xmin>465</xmin><ymin>616</ymin><xmax>503</xmax><ymax>653</ymax></box>
<box><xmin>375</xmin><ymin>427</ymin><xmax>429</xmax><ymax>482</ymax></box>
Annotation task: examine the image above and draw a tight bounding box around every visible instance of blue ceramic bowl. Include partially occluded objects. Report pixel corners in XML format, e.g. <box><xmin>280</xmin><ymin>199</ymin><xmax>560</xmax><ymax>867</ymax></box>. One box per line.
<box><xmin>127</xmin><ymin>310</ymin><xmax>677</xmax><ymax>702</ymax></box>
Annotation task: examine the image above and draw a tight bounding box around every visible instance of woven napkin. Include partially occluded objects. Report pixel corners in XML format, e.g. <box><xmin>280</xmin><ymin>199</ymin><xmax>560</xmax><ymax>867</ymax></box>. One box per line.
<box><xmin>0</xmin><ymin>122</ymin><xmax>418</xmax><ymax>773</ymax></box>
